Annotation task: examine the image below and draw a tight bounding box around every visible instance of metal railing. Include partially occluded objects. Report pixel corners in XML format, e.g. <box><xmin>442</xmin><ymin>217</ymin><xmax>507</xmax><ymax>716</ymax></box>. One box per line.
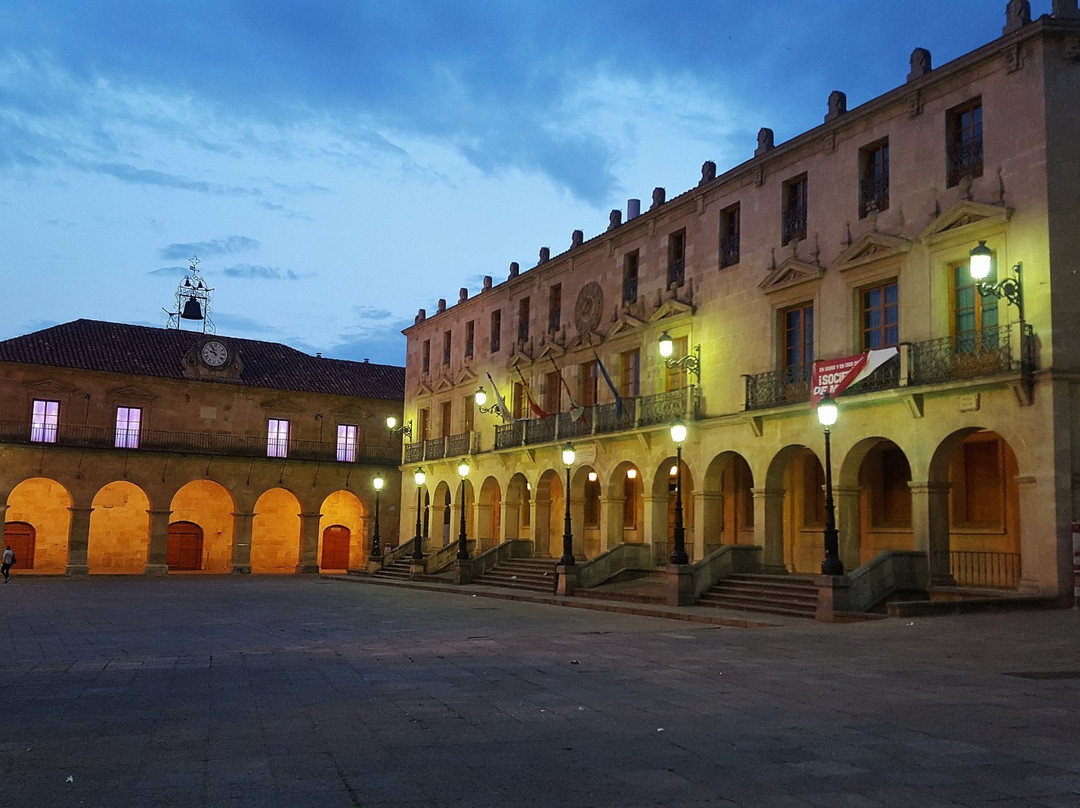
<box><xmin>403</xmin><ymin>432</ymin><xmax>476</xmax><ymax>464</ymax></box>
<box><xmin>859</xmin><ymin>175</ymin><xmax>889</xmax><ymax>218</ymax></box>
<box><xmin>933</xmin><ymin>550</ymin><xmax>1021</xmax><ymax>589</ymax></box>
<box><xmin>493</xmin><ymin>387</ymin><xmax>699</xmax><ymax>450</ymax></box>
<box><xmin>719</xmin><ymin>232</ymin><xmax>740</xmax><ymax>268</ymax></box>
<box><xmin>782</xmin><ymin>203</ymin><xmax>807</xmax><ymax>244</ymax></box>
<box><xmin>744</xmin><ymin>366</ymin><xmax>812</xmax><ymax>410</ymax></box>
<box><xmin>0</xmin><ymin>420</ymin><xmax>400</xmax><ymax>464</ymax></box>
<box><xmin>947</xmin><ymin>140</ymin><xmax>983</xmax><ymax>187</ymax></box>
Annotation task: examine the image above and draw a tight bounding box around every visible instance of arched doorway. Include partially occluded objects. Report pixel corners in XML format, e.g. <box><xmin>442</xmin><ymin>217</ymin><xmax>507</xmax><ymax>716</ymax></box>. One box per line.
<box><xmin>650</xmin><ymin>457</ymin><xmax>695</xmax><ymax>564</ymax></box>
<box><xmin>251</xmin><ymin>487</ymin><xmax>302</xmax><ymax>573</ymax></box>
<box><xmin>703</xmin><ymin>453</ymin><xmax>755</xmax><ymax>554</ymax></box>
<box><xmin>166</xmin><ymin>521</ymin><xmax>204</xmax><ymax>570</ymax></box>
<box><xmin>321</xmin><ymin>525</ymin><xmax>351</xmax><ymax>570</ymax></box>
<box><xmin>4</xmin><ymin>522</ymin><xmax>35</xmax><ymax>569</ymax></box>
<box><xmin>478</xmin><ymin>477</ymin><xmax>503</xmax><ymax>551</ymax></box>
<box><xmin>170</xmin><ymin>480</ymin><xmax>234</xmax><ymax>573</ymax></box>
<box><xmin>7</xmin><ymin>477</ymin><xmax>71</xmax><ymax>573</ymax></box>
<box><xmin>88</xmin><ymin>481</ymin><xmax>151</xmax><ymax>574</ymax></box>
<box><xmin>852</xmin><ymin>439</ymin><xmax>914</xmax><ymax>565</ymax></box>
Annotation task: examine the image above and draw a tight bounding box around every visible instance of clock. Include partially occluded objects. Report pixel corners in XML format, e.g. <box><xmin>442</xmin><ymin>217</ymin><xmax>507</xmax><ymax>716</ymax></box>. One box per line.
<box><xmin>200</xmin><ymin>339</ymin><xmax>229</xmax><ymax>368</ymax></box>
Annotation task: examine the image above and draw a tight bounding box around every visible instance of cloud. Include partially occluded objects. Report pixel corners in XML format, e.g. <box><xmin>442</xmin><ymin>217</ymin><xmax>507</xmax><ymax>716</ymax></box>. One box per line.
<box><xmin>145</xmin><ymin>265</ymin><xmax>190</xmax><ymax>277</ymax></box>
<box><xmin>160</xmin><ymin>236</ymin><xmax>259</xmax><ymax>260</ymax></box>
<box><xmin>221</xmin><ymin>264</ymin><xmax>306</xmax><ymax>281</ymax></box>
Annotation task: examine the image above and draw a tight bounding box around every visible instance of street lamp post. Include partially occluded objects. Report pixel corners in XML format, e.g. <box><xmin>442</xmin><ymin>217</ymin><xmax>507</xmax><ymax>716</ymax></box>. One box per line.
<box><xmin>657</xmin><ymin>330</ymin><xmax>702</xmax><ymax>385</ymax></box>
<box><xmin>817</xmin><ymin>395</ymin><xmax>844</xmax><ymax>576</ymax></box>
<box><xmin>387</xmin><ymin>415</ymin><xmax>413</xmax><ymax>440</ymax></box>
<box><xmin>969</xmin><ymin>240</ymin><xmax>1024</xmax><ymax>321</ymax></box>
<box><xmin>412</xmin><ymin>467</ymin><xmax>426</xmax><ymax>561</ymax></box>
<box><xmin>669</xmin><ymin>420</ymin><xmax>689</xmax><ymax>565</ymax></box>
<box><xmin>560</xmin><ymin>442</ymin><xmax>576</xmax><ymax>566</ymax></box>
<box><xmin>456</xmin><ymin>458</ymin><xmax>470</xmax><ymax>560</ymax></box>
<box><xmin>371</xmin><ymin>474</ymin><xmax>384</xmax><ymax>559</ymax></box>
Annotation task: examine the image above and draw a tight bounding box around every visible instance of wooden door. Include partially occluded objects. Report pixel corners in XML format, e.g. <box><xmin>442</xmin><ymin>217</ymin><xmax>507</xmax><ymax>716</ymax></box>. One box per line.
<box><xmin>321</xmin><ymin>525</ymin><xmax>350</xmax><ymax>569</ymax></box>
<box><xmin>4</xmin><ymin>522</ymin><xmax>35</xmax><ymax>569</ymax></box>
<box><xmin>167</xmin><ymin>521</ymin><xmax>204</xmax><ymax>570</ymax></box>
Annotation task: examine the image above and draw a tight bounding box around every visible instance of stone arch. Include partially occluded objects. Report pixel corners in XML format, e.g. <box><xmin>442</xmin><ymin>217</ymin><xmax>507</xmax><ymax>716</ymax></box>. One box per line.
<box><xmin>928</xmin><ymin>427</ymin><xmax>1022</xmax><ymax>588</ymax></box>
<box><xmin>88</xmin><ymin>480</ymin><xmax>151</xmax><ymax>574</ymax></box>
<box><xmin>477</xmin><ymin>476</ymin><xmax>503</xmax><ymax>550</ymax></box>
<box><xmin>319</xmin><ymin>489</ymin><xmax>365</xmax><ymax>570</ymax></box>
<box><xmin>650</xmin><ymin>455</ymin><xmax>695</xmax><ymax>563</ymax></box>
<box><xmin>762</xmin><ymin>444</ymin><xmax>816</xmax><ymax>574</ymax></box>
<box><xmin>6</xmin><ymin>477</ymin><xmax>72</xmax><ymax>574</ymax></box>
<box><xmin>432</xmin><ymin>481</ymin><xmax>453</xmax><ymax>547</ymax></box>
<box><xmin>570</xmin><ymin>465</ymin><xmax>600</xmax><ymax>559</ymax></box>
<box><xmin>702</xmin><ymin>451</ymin><xmax>755</xmax><ymax>552</ymax></box>
<box><xmin>170</xmin><ymin>479</ymin><xmax>235</xmax><ymax>573</ymax></box>
<box><xmin>251</xmin><ymin>487</ymin><xmax>302</xmax><ymax>573</ymax></box>
<box><xmin>837</xmin><ymin>437</ymin><xmax>915</xmax><ymax>567</ymax></box>
<box><xmin>505</xmin><ymin>473</ymin><xmax>531</xmax><ymax>544</ymax></box>
<box><xmin>535</xmin><ymin>468</ymin><xmax>562</xmax><ymax>559</ymax></box>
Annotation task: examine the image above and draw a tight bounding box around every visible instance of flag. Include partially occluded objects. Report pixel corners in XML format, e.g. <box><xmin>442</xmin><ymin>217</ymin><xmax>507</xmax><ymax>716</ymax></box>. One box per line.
<box><xmin>514</xmin><ymin>366</ymin><xmax>550</xmax><ymax>418</ymax></box>
<box><xmin>548</xmin><ymin>355</ymin><xmax>585</xmax><ymax>423</ymax></box>
<box><xmin>592</xmin><ymin>348</ymin><xmax>623</xmax><ymax>420</ymax></box>
<box><xmin>485</xmin><ymin>372</ymin><xmax>512</xmax><ymax>422</ymax></box>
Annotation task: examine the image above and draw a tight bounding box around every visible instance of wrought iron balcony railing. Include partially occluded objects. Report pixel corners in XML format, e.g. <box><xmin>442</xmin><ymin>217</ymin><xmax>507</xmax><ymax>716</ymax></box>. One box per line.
<box><xmin>0</xmin><ymin>420</ymin><xmax>401</xmax><ymax>464</ymax></box>
<box><xmin>403</xmin><ymin>432</ymin><xmax>476</xmax><ymax>465</ymax></box>
<box><xmin>493</xmin><ymin>387</ymin><xmax>699</xmax><ymax>450</ymax></box>
<box><xmin>781</xmin><ymin>203</ymin><xmax>807</xmax><ymax>245</ymax></box>
<box><xmin>858</xmin><ymin>175</ymin><xmax>890</xmax><ymax>218</ymax></box>
<box><xmin>719</xmin><ymin>232</ymin><xmax>740</xmax><ymax>268</ymax></box>
<box><xmin>744</xmin><ymin>325</ymin><xmax>1034</xmax><ymax>411</ymax></box>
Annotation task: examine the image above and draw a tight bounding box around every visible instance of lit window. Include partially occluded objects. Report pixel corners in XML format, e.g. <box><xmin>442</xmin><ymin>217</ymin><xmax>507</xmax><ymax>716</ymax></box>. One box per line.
<box><xmin>336</xmin><ymin>424</ymin><xmax>357</xmax><ymax>462</ymax></box>
<box><xmin>267</xmin><ymin>418</ymin><xmax>290</xmax><ymax>458</ymax></box>
<box><xmin>115</xmin><ymin>406</ymin><xmax>142</xmax><ymax>449</ymax></box>
<box><xmin>31</xmin><ymin>399</ymin><xmax>59</xmax><ymax>443</ymax></box>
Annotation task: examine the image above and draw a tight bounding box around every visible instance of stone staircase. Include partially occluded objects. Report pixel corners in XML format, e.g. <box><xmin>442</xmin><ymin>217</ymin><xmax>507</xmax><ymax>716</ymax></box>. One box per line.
<box><xmin>697</xmin><ymin>574</ymin><xmax>818</xmax><ymax>618</ymax></box>
<box><xmin>372</xmin><ymin>557</ymin><xmax>414</xmax><ymax>581</ymax></box>
<box><xmin>472</xmin><ymin>558</ymin><xmax>557</xmax><ymax>594</ymax></box>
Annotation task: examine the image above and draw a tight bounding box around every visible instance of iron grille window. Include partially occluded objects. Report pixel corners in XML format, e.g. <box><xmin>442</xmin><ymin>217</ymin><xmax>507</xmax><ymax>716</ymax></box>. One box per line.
<box><xmin>465</xmin><ymin>321</ymin><xmax>474</xmax><ymax>359</ymax></box>
<box><xmin>859</xmin><ymin>140</ymin><xmax>890</xmax><ymax>218</ymax></box>
<box><xmin>549</xmin><ymin>284</ymin><xmax>561</xmax><ymax>331</ymax></box>
<box><xmin>720</xmin><ymin>203</ymin><xmax>740</xmax><ymax>268</ymax></box>
<box><xmin>782</xmin><ymin>175</ymin><xmax>808</xmax><ymax>245</ymax></box>
<box><xmin>623</xmin><ymin>251</ymin><xmax>639</xmax><ymax>303</ymax></box>
<box><xmin>422</xmin><ymin>340</ymin><xmax>430</xmax><ymax>374</ymax></box>
<box><xmin>518</xmin><ymin>298</ymin><xmax>530</xmax><ymax>342</ymax></box>
<box><xmin>490</xmin><ymin>310</ymin><xmax>501</xmax><ymax>353</ymax></box>
<box><xmin>667</xmin><ymin>230</ymin><xmax>686</xmax><ymax>288</ymax></box>
<box><xmin>947</xmin><ymin>98</ymin><xmax>983</xmax><ymax>187</ymax></box>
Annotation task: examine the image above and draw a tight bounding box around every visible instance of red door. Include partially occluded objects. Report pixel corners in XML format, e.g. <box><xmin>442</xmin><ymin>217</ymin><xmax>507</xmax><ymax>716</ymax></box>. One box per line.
<box><xmin>4</xmin><ymin>522</ymin><xmax>35</xmax><ymax>569</ymax></box>
<box><xmin>167</xmin><ymin>522</ymin><xmax>204</xmax><ymax>570</ymax></box>
<box><xmin>321</xmin><ymin>525</ymin><xmax>350</xmax><ymax>569</ymax></box>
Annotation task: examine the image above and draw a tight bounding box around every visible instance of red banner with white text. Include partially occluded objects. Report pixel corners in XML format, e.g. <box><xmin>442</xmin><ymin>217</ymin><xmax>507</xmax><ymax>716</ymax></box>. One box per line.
<box><xmin>811</xmin><ymin>348</ymin><xmax>899</xmax><ymax>407</ymax></box>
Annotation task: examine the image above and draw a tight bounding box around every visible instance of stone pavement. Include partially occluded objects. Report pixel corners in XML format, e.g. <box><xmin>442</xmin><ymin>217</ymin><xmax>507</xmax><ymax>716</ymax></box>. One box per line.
<box><xmin>1</xmin><ymin>576</ymin><xmax>1079</xmax><ymax>808</ymax></box>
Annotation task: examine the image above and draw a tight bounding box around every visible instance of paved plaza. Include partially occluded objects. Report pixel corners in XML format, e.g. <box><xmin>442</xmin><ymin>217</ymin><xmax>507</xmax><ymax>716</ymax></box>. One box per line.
<box><xmin>1</xmin><ymin>576</ymin><xmax>1079</xmax><ymax>807</ymax></box>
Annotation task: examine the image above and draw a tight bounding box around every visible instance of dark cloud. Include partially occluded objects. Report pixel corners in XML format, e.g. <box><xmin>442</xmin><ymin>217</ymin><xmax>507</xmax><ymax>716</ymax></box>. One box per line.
<box><xmin>160</xmin><ymin>236</ymin><xmax>259</xmax><ymax>260</ymax></box>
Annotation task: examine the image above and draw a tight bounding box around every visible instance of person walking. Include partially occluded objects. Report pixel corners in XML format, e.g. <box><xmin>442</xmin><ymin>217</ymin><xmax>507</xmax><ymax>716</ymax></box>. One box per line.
<box><xmin>2</xmin><ymin>545</ymin><xmax>14</xmax><ymax>583</ymax></box>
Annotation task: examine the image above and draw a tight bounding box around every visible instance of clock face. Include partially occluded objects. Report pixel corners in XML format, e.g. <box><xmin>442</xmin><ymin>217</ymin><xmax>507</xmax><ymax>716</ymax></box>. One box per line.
<box><xmin>200</xmin><ymin>340</ymin><xmax>229</xmax><ymax>368</ymax></box>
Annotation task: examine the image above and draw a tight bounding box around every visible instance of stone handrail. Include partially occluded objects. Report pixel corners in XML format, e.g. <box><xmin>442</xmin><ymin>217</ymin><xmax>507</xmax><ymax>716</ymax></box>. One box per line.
<box><xmin>377</xmin><ymin>537</ymin><xmax>419</xmax><ymax>569</ymax></box>
<box><xmin>686</xmin><ymin>544</ymin><xmax>764</xmax><ymax>599</ymax></box>
<box><xmin>569</xmin><ymin>543</ymin><xmax>656</xmax><ymax>589</ymax></box>
<box><xmin>425</xmin><ymin>540</ymin><xmax>471</xmax><ymax>575</ymax></box>
<box><xmin>456</xmin><ymin>539</ymin><xmax>535</xmax><ymax>584</ymax></box>
<box><xmin>817</xmin><ymin>550</ymin><xmax>930</xmax><ymax>618</ymax></box>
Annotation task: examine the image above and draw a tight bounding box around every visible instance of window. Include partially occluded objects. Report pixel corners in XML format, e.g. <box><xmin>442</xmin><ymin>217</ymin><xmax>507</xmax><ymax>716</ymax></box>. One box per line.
<box><xmin>947</xmin><ymin>98</ymin><xmax>983</xmax><ymax>187</ymax></box>
<box><xmin>267</xmin><ymin>418</ymin><xmax>290</xmax><ymax>458</ymax></box>
<box><xmin>114</xmin><ymin>406</ymin><xmax>142</xmax><ymax>449</ymax></box>
<box><xmin>465</xmin><ymin>321</ymin><xmax>475</xmax><ymax>359</ymax></box>
<box><xmin>720</xmin><ymin>203</ymin><xmax>740</xmax><ymax>268</ymax></box>
<box><xmin>580</xmin><ymin>360</ymin><xmax>598</xmax><ymax>407</ymax></box>
<box><xmin>548</xmin><ymin>284</ymin><xmax>561</xmax><ymax>331</ymax></box>
<box><xmin>462</xmin><ymin>395</ymin><xmax>475</xmax><ymax>433</ymax></box>
<box><xmin>859</xmin><ymin>140</ymin><xmax>889</xmax><ymax>218</ymax></box>
<box><xmin>440</xmin><ymin>400</ymin><xmax>452</xmax><ymax>438</ymax></box>
<box><xmin>518</xmin><ymin>298</ymin><xmax>530</xmax><ymax>342</ymax></box>
<box><xmin>512</xmin><ymin>382</ymin><xmax>526</xmax><ymax>419</ymax></box>
<box><xmin>422</xmin><ymin>340</ymin><xmax>430</xmax><ymax>374</ymax></box>
<box><xmin>667</xmin><ymin>229</ymin><xmax>686</xmax><ymax>288</ymax></box>
<box><xmin>336</xmin><ymin>424</ymin><xmax>358</xmax><ymax>462</ymax></box>
<box><xmin>665</xmin><ymin>336</ymin><xmax>689</xmax><ymax>391</ymax></box>
<box><xmin>31</xmin><ymin>399</ymin><xmax>59</xmax><ymax>443</ymax></box>
<box><xmin>442</xmin><ymin>330</ymin><xmax>452</xmax><ymax>367</ymax></box>
<box><xmin>490</xmin><ymin>309</ymin><xmax>502</xmax><ymax>353</ymax></box>
<box><xmin>623</xmin><ymin>251</ymin><xmax>639</xmax><ymax>303</ymax></box>
<box><xmin>619</xmin><ymin>349</ymin><xmax>640</xmax><ymax>398</ymax></box>
<box><xmin>782</xmin><ymin>174</ymin><xmax>808</xmax><ymax>245</ymax></box>
<box><xmin>418</xmin><ymin>408</ymin><xmax>430</xmax><ymax>441</ymax></box>
<box><xmin>952</xmin><ymin>257</ymin><xmax>998</xmax><ymax>354</ymax></box>
<box><xmin>861</xmin><ymin>281</ymin><xmax>899</xmax><ymax>349</ymax></box>
<box><xmin>783</xmin><ymin>303</ymin><xmax>814</xmax><ymax>382</ymax></box>
<box><xmin>544</xmin><ymin>371</ymin><xmax>561</xmax><ymax>415</ymax></box>
<box><xmin>950</xmin><ymin>433</ymin><xmax>1005</xmax><ymax>527</ymax></box>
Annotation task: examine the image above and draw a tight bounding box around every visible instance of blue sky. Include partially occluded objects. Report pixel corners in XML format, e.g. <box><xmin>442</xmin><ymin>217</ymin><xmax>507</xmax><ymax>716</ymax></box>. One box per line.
<box><xmin>0</xmin><ymin>1</ymin><xmax>1049</xmax><ymax>365</ymax></box>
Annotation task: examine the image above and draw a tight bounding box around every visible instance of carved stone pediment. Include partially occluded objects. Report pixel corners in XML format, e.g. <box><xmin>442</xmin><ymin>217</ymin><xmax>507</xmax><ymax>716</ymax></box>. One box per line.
<box><xmin>453</xmin><ymin>367</ymin><xmax>478</xmax><ymax>386</ymax></box>
<box><xmin>834</xmin><ymin>233</ymin><xmax>912</xmax><ymax>272</ymax></box>
<box><xmin>919</xmin><ymin>201</ymin><xmax>1013</xmax><ymax>246</ymax></box>
<box><xmin>565</xmin><ymin>330</ymin><xmax>605</xmax><ymax>353</ymax></box>
<box><xmin>535</xmin><ymin>342</ymin><xmax>566</xmax><ymax>362</ymax></box>
<box><xmin>759</xmin><ymin>258</ymin><xmax>825</xmax><ymax>294</ymax></box>
<box><xmin>22</xmin><ymin>378</ymin><xmax>79</xmax><ymax>394</ymax></box>
<box><xmin>105</xmin><ymin>384</ymin><xmax>159</xmax><ymax>402</ymax></box>
<box><xmin>608</xmin><ymin>312</ymin><xmax>647</xmax><ymax>338</ymax></box>
<box><xmin>431</xmin><ymin>374</ymin><xmax>454</xmax><ymax>393</ymax></box>
<box><xmin>506</xmin><ymin>353</ymin><xmax>533</xmax><ymax>371</ymax></box>
<box><xmin>260</xmin><ymin>396</ymin><xmax>305</xmax><ymax>414</ymax></box>
<box><xmin>649</xmin><ymin>298</ymin><xmax>695</xmax><ymax>322</ymax></box>
<box><xmin>411</xmin><ymin>381</ymin><xmax>433</xmax><ymax>399</ymax></box>
<box><xmin>330</xmin><ymin>404</ymin><xmax>374</xmax><ymax>420</ymax></box>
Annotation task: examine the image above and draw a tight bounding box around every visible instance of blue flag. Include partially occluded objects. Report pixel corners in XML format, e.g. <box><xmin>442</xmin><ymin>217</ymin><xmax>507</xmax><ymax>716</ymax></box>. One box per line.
<box><xmin>592</xmin><ymin>348</ymin><xmax>623</xmax><ymax>420</ymax></box>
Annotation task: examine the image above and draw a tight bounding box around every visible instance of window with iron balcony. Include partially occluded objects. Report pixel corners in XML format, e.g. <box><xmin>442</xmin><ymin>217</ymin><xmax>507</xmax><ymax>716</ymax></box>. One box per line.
<box><xmin>720</xmin><ymin>203</ymin><xmax>740</xmax><ymax>268</ymax></box>
<box><xmin>667</xmin><ymin>230</ymin><xmax>686</xmax><ymax>288</ymax></box>
<box><xmin>548</xmin><ymin>283</ymin><xmax>561</xmax><ymax>331</ymax></box>
<box><xmin>782</xmin><ymin>175</ymin><xmax>808</xmax><ymax>245</ymax></box>
<box><xmin>859</xmin><ymin>140</ymin><xmax>889</xmax><ymax>219</ymax></box>
<box><xmin>442</xmin><ymin>330</ymin><xmax>451</xmax><ymax>366</ymax></box>
<box><xmin>421</xmin><ymin>340</ymin><xmax>430</xmax><ymax>374</ymax></box>
<box><xmin>465</xmin><ymin>320</ymin><xmax>474</xmax><ymax>359</ymax></box>
<box><xmin>518</xmin><ymin>297</ymin><xmax>530</xmax><ymax>342</ymax></box>
<box><xmin>490</xmin><ymin>309</ymin><xmax>501</xmax><ymax>353</ymax></box>
<box><xmin>947</xmin><ymin>98</ymin><xmax>982</xmax><ymax>188</ymax></box>
<box><xmin>623</xmin><ymin>251</ymin><xmax>639</xmax><ymax>303</ymax></box>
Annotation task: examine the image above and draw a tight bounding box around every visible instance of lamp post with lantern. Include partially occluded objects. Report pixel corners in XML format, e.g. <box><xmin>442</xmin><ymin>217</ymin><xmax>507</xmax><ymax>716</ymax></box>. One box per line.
<box><xmin>371</xmin><ymin>474</ymin><xmax>384</xmax><ymax>560</ymax></box>
<box><xmin>669</xmin><ymin>419</ymin><xmax>689</xmax><ymax>565</ymax></box>
<box><xmin>816</xmin><ymin>395</ymin><xmax>844</xmax><ymax>576</ymax></box>
<box><xmin>456</xmin><ymin>458</ymin><xmax>470</xmax><ymax>560</ymax></box>
<box><xmin>412</xmin><ymin>467</ymin><xmax>425</xmax><ymax>561</ymax></box>
<box><xmin>560</xmin><ymin>443</ymin><xmax>576</xmax><ymax>566</ymax></box>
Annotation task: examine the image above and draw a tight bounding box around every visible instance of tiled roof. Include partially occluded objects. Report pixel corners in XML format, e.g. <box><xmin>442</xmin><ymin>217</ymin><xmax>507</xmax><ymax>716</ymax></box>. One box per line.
<box><xmin>0</xmin><ymin>319</ymin><xmax>404</xmax><ymax>400</ymax></box>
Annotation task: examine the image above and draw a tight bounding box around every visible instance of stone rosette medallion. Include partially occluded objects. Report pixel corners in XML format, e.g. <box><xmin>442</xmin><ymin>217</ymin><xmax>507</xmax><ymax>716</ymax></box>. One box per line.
<box><xmin>574</xmin><ymin>281</ymin><xmax>603</xmax><ymax>335</ymax></box>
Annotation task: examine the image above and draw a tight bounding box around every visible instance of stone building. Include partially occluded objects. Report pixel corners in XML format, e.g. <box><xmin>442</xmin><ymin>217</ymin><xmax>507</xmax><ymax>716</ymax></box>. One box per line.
<box><xmin>0</xmin><ymin>319</ymin><xmax>404</xmax><ymax>575</ymax></box>
<box><xmin>391</xmin><ymin>2</ymin><xmax>1080</xmax><ymax>605</ymax></box>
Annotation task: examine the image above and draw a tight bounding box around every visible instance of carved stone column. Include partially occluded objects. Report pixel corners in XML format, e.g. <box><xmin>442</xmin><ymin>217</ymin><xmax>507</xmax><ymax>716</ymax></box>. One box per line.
<box><xmin>754</xmin><ymin>487</ymin><xmax>787</xmax><ymax>574</ymax></box>
<box><xmin>909</xmin><ymin>481</ymin><xmax>951</xmax><ymax>585</ymax></box>
<box><xmin>66</xmin><ymin>506</ymin><xmax>94</xmax><ymax>576</ymax></box>
<box><xmin>144</xmin><ymin>508</ymin><xmax>172</xmax><ymax>576</ymax></box>
<box><xmin>296</xmin><ymin>511</ymin><xmax>322</xmax><ymax>573</ymax></box>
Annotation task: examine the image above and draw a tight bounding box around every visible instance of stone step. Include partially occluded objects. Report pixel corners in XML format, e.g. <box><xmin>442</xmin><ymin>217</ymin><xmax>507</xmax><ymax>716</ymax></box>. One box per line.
<box><xmin>698</xmin><ymin>574</ymin><xmax>819</xmax><ymax>619</ymax></box>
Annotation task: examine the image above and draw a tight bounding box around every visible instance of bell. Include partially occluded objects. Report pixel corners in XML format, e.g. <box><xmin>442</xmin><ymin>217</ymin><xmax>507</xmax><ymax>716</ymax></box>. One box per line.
<box><xmin>180</xmin><ymin>297</ymin><xmax>204</xmax><ymax>320</ymax></box>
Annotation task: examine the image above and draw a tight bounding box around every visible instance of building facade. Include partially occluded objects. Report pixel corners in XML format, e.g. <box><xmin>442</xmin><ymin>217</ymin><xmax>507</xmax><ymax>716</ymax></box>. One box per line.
<box><xmin>0</xmin><ymin>320</ymin><xmax>405</xmax><ymax>575</ymax></box>
<box><xmin>395</xmin><ymin>3</ymin><xmax>1080</xmax><ymax>601</ymax></box>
